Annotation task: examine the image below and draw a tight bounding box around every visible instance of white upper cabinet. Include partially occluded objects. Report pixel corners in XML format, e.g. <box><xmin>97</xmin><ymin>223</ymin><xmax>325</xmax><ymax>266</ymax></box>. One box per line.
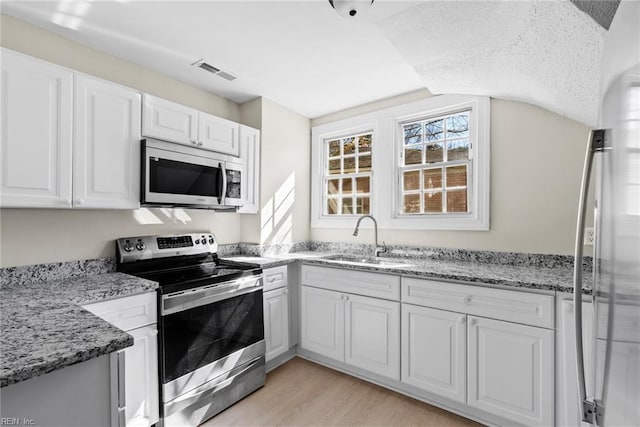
<box><xmin>142</xmin><ymin>94</ymin><xmax>197</xmax><ymax>146</ymax></box>
<box><xmin>237</xmin><ymin>125</ymin><xmax>260</xmax><ymax>214</ymax></box>
<box><xmin>1</xmin><ymin>49</ymin><xmax>73</xmax><ymax>208</ymax></box>
<box><xmin>74</xmin><ymin>74</ymin><xmax>141</xmax><ymax>209</ymax></box>
<box><xmin>198</xmin><ymin>112</ymin><xmax>239</xmax><ymax>155</ymax></box>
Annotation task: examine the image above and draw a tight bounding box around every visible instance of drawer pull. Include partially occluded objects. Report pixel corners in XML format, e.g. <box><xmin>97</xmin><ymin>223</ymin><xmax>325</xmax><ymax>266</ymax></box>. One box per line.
<box><xmin>464</xmin><ymin>296</ymin><xmax>472</xmax><ymax>304</ymax></box>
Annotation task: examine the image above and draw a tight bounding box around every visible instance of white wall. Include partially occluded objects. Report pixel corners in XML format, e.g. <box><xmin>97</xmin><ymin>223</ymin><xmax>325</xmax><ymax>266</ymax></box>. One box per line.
<box><xmin>0</xmin><ymin>14</ymin><xmax>243</xmax><ymax>267</ymax></box>
<box><xmin>310</xmin><ymin>94</ymin><xmax>594</xmax><ymax>255</ymax></box>
<box><xmin>240</xmin><ymin>99</ymin><xmax>311</xmax><ymax>246</ymax></box>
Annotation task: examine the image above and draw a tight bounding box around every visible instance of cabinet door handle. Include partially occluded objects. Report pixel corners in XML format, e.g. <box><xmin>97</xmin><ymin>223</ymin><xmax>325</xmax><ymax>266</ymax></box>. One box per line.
<box><xmin>75</xmin><ymin>198</ymin><xmax>84</xmax><ymax>205</ymax></box>
<box><xmin>459</xmin><ymin>316</ymin><xmax>466</xmax><ymax>324</ymax></box>
<box><xmin>469</xmin><ymin>318</ymin><xmax>477</xmax><ymax>326</ymax></box>
<box><xmin>197</xmin><ymin>141</ymin><xmax>203</xmax><ymax>147</ymax></box>
<box><xmin>283</xmin><ymin>289</ymin><xmax>288</xmax><ymax>295</ymax></box>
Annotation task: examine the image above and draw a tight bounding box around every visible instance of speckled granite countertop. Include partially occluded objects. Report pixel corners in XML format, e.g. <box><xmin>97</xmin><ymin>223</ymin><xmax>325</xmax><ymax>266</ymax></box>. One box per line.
<box><xmin>1</xmin><ymin>272</ymin><xmax>158</xmax><ymax>388</ymax></box>
<box><xmin>224</xmin><ymin>252</ymin><xmax>591</xmax><ymax>294</ymax></box>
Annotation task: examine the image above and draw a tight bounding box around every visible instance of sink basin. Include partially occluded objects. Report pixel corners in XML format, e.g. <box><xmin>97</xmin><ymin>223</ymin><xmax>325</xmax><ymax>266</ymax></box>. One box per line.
<box><xmin>321</xmin><ymin>255</ymin><xmax>411</xmax><ymax>268</ymax></box>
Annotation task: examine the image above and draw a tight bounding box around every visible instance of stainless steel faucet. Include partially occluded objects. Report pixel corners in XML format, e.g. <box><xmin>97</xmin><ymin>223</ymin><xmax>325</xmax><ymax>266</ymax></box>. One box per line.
<box><xmin>352</xmin><ymin>215</ymin><xmax>387</xmax><ymax>257</ymax></box>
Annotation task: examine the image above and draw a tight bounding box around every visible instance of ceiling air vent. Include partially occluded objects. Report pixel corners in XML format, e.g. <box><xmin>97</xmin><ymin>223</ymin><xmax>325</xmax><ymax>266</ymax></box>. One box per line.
<box><xmin>192</xmin><ymin>59</ymin><xmax>237</xmax><ymax>81</ymax></box>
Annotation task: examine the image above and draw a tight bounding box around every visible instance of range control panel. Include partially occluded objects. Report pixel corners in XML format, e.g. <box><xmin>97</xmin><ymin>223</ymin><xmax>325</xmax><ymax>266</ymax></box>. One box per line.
<box><xmin>117</xmin><ymin>233</ymin><xmax>218</xmax><ymax>263</ymax></box>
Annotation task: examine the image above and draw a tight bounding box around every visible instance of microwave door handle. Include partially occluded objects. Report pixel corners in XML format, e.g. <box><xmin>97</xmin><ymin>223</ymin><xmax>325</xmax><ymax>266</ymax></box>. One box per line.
<box><xmin>217</xmin><ymin>162</ymin><xmax>226</xmax><ymax>205</ymax></box>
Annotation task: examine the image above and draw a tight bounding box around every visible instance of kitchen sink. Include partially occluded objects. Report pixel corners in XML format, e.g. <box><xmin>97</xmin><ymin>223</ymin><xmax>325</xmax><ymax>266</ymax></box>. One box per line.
<box><xmin>321</xmin><ymin>254</ymin><xmax>411</xmax><ymax>268</ymax></box>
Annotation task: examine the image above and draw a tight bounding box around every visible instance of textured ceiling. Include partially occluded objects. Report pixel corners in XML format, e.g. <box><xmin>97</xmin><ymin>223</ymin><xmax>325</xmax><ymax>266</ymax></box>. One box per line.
<box><xmin>377</xmin><ymin>1</ymin><xmax>607</xmax><ymax>126</ymax></box>
<box><xmin>2</xmin><ymin>1</ymin><xmax>618</xmax><ymax>125</ymax></box>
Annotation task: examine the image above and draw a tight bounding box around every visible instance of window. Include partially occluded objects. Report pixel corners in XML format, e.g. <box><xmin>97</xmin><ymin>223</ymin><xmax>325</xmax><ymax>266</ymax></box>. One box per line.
<box><xmin>324</xmin><ymin>133</ymin><xmax>372</xmax><ymax>215</ymax></box>
<box><xmin>400</xmin><ymin>111</ymin><xmax>471</xmax><ymax>215</ymax></box>
<box><xmin>311</xmin><ymin>95</ymin><xmax>489</xmax><ymax>230</ymax></box>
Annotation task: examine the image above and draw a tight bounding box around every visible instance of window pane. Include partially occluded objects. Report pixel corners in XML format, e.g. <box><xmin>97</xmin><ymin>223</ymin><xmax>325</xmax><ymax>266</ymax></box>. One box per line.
<box><xmin>327</xmin><ymin>197</ymin><xmax>339</xmax><ymax>215</ymax></box>
<box><xmin>424</xmin><ymin>191</ymin><xmax>443</xmax><ymax>213</ymax></box>
<box><xmin>358</xmin><ymin>135</ymin><xmax>372</xmax><ymax>153</ymax></box>
<box><xmin>329</xmin><ymin>159</ymin><xmax>340</xmax><ymax>175</ymax></box>
<box><xmin>446</xmin><ymin>165</ymin><xmax>467</xmax><ymax>188</ymax></box>
<box><xmin>403</xmin><ymin>194</ymin><xmax>421</xmax><ymax>214</ymax></box>
<box><xmin>446</xmin><ymin>113</ymin><xmax>469</xmax><ymax>138</ymax></box>
<box><xmin>447</xmin><ymin>139</ymin><xmax>469</xmax><ymax>161</ymax></box>
<box><xmin>343</xmin><ymin>157</ymin><xmax>356</xmax><ymax>173</ymax></box>
<box><xmin>404</xmin><ymin>123</ymin><xmax>422</xmax><ymax>145</ymax></box>
<box><xmin>343</xmin><ymin>137</ymin><xmax>356</xmax><ymax>155</ymax></box>
<box><xmin>328</xmin><ymin>140</ymin><xmax>340</xmax><ymax>157</ymax></box>
<box><xmin>327</xmin><ymin>179</ymin><xmax>340</xmax><ymax>195</ymax></box>
<box><xmin>358</xmin><ymin>155</ymin><xmax>372</xmax><ymax>172</ymax></box>
<box><xmin>403</xmin><ymin>170</ymin><xmax>420</xmax><ymax>191</ymax></box>
<box><xmin>426</xmin><ymin>143</ymin><xmax>443</xmax><ymax>163</ymax></box>
<box><xmin>355</xmin><ymin>176</ymin><xmax>370</xmax><ymax>193</ymax></box>
<box><xmin>342</xmin><ymin>198</ymin><xmax>353</xmax><ymax>214</ymax></box>
<box><xmin>425</xmin><ymin>119</ymin><xmax>444</xmax><ymax>141</ymax></box>
<box><xmin>423</xmin><ymin>168</ymin><xmax>443</xmax><ymax>190</ymax></box>
<box><xmin>447</xmin><ymin>189</ymin><xmax>467</xmax><ymax>212</ymax></box>
<box><xmin>356</xmin><ymin>197</ymin><xmax>370</xmax><ymax>214</ymax></box>
<box><xmin>404</xmin><ymin>146</ymin><xmax>422</xmax><ymax>165</ymax></box>
<box><xmin>342</xmin><ymin>178</ymin><xmax>353</xmax><ymax>193</ymax></box>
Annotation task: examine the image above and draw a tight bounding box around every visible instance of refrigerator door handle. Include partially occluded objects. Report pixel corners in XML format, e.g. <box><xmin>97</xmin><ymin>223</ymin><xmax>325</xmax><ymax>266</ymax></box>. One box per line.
<box><xmin>573</xmin><ymin>129</ymin><xmax>608</xmax><ymax>425</ymax></box>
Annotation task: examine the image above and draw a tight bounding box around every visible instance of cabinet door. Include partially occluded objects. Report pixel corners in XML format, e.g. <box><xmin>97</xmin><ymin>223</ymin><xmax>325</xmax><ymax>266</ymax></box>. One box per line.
<box><xmin>467</xmin><ymin>316</ymin><xmax>554</xmax><ymax>426</ymax></box>
<box><xmin>345</xmin><ymin>294</ymin><xmax>400</xmax><ymax>380</ymax></box>
<box><xmin>237</xmin><ymin>125</ymin><xmax>260</xmax><ymax>213</ymax></box>
<box><xmin>74</xmin><ymin>74</ymin><xmax>141</xmax><ymax>209</ymax></box>
<box><xmin>401</xmin><ymin>304</ymin><xmax>466</xmax><ymax>402</ymax></box>
<box><xmin>300</xmin><ymin>286</ymin><xmax>344</xmax><ymax>361</ymax></box>
<box><xmin>197</xmin><ymin>112</ymin><xmax>239</xmax><ymax>155</ymax></box>
<box><xmin>556</xmin><ymin>299</ymin><xmax>595</xmax><ymax>427</ymax></box>
<box><xmin>124</xmin><ymin>325</ymin><xmax>159</xmax><ymax>427</ymax></box>
<box><xmin>141</xmin><ymin>94</ymin><xmax>197</xmax><ymax>145</ymax></box>
<box><xmin>1</xmin><ymin>49</ymin><xmax>73</xmax><ymax>208</ymax></box>
<box><xmin>263</xmin><ymin>287</ymin><xmax>290</xmax><ymax>362</ymax></box>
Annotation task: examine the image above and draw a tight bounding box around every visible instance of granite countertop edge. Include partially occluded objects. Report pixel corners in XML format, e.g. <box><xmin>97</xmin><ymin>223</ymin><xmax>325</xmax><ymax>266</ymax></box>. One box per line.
<box><xmin>1</xmin><ymin>272</ymin><xmax>158</xmax><ymax>388</ymax></box>
<box><xmin>224</xmin><ymin>252</ymin><xmax>588</xmax><ymax>294</ymax></box>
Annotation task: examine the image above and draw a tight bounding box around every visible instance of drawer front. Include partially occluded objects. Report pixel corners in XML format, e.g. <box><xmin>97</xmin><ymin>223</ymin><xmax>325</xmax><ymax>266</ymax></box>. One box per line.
<box><xmin>83</xmin><ymin>292</ymin><xmax>157</xmax><ymax>331</ymax></box>
<box><xmin>402</xmin><ymin>277</ymin><xmax>554</xmax><ymax>329</ymax></box>
<box><xmin>301</xmin><ymin>265</ymin><xmax>400</xmax><ymax>301</ymax></box>
<box><xmin>263</xmin><ymin>265</ymin><xmax>288</xmax><ymax>292</ymax></box>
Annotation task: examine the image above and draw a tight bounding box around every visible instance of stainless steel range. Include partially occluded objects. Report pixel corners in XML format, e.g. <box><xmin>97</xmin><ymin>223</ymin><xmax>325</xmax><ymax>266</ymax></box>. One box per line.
<box><xmin>116</xmin><ymin>233</ymin><xmax>265</xmax><ymax>427</ymax></box>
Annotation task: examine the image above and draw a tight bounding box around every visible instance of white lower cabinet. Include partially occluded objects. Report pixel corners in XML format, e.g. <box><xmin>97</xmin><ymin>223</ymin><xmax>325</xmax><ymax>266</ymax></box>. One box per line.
<box><xmin>123</xmin><ymin>325</ymin><xmax>159</xmax><ymax>427</ymax></box>
<box><xmin>467</xmin><ymin>316</ymin><xmax>554</xmax><ymax>427</ymax></box>
<box><xmin>345</xmin><ymin>294</ymin><xmax>400</xmax><ymax>379</ymax></box>
<box><xmin>401</xmin><ymin>304</ymin><xmax>466</xmax><ymax>403</ymax></box>
<box><xmin>82</xmin><ymin>293</ymin><xmax>159</xmax><ymax>427</ymax></box>
<box><xmin>300</xmin><ymin>284</ymin><xmax>400</xmax><ymax>380</ymax></box>
<box><xmin>301</xmin><ymin>285</ymin><xmax>345</xmax><ymax>361</ymax></box>
<box><xmin>263</xmin><ymin>287</ymin><xmax>290</xmax><ymax>361</ymax></box>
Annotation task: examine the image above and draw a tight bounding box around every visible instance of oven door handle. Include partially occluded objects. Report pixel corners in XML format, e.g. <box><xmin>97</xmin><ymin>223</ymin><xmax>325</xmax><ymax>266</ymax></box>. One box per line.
<box><xmin>162</xmin><ymin>276</ymin><xmax>262</xmax><ymax>315</ymax></box>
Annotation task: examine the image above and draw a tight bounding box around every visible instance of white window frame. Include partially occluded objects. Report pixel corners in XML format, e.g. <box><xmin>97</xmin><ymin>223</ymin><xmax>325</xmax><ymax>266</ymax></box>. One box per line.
<box><xmin>311</xmin><ymin>122</ymin><xmax>378</xmax><ymax>228</ymax></box>
<box><xmin>311</xmin><ymin>95</ymin><xmax>490</xmax><ymax>230</ymax></box>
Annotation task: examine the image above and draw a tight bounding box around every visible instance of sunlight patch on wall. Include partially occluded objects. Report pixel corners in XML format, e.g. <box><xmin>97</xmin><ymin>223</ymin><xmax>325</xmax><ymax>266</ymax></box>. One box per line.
<box><xmin>133</xmin><ymin>208</ymin><xmax>163</xmax><ymax>225</ymax></box>
<box><xmin>260</xmin><ymin>172</ymin><xmax>295</xmax><ymax>245</ymax></box>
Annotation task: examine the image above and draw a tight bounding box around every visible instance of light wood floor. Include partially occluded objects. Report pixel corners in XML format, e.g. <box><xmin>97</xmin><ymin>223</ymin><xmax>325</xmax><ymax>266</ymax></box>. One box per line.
<box><xmin>203</xmin><ymin>357</ymin><xmax>482</xmax><ymax>426</ymax></box>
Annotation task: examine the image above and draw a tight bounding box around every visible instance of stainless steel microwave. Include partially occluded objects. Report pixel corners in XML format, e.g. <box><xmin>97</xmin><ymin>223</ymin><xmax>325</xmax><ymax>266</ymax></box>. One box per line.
<box><xmin>141</xmin><ymin>138</ymin><xmax>244</xmax><ymax>209</ymax></box>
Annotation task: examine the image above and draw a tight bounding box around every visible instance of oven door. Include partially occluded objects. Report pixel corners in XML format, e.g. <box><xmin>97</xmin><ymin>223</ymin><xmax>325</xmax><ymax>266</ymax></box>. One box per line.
<box><xmin>142</xmin><ymin>141</ymin><xmax>226</xmax><ymax>207</ymax></box>
<box><xmin>160</xmin><ymin>276</ymin><xmax>265</xmax><ymax>402</ymax></box>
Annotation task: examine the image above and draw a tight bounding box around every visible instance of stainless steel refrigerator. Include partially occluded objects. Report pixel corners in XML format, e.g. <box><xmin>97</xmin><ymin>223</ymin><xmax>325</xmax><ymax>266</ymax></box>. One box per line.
<box><xmin>573</xmin><ymin>1</ymin><xmax>640</xmax><ymax>426</ymax></box>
